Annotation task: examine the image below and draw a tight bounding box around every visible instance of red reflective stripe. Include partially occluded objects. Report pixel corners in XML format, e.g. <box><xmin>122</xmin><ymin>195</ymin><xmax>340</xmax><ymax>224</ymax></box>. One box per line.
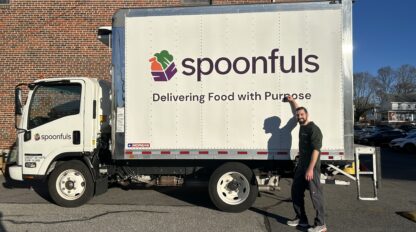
<box><xmin>180</xmin><ymin>151</ymin><xmax>190</xmax><ymax>155</ymax></box>
<box><xmin>161</xmin><ymin>151</ymin><xmax>170</xmax><ymax>155</ymax></box>
<box><xmin>257</xmin><ymin>151</ymin><xmax>268</xmax><ymax>155</ymax></box>
<box><xmin>142</xmin><ymin>151</ymin><xmax>152</xmax><ymax>155</ymax></box>
<box><xmin>125</xmin><ymin>151</ymin><xmax>133</xmax><ymax>155</ymax></box>
<box><xmin>328</xmin><ymin>156</ymin><xmax>334</xmax><ymax>159</ymax></box>
<box><xmin>199</xmin><ymin>151</ymin><xmax>209</xmax><ymax>155</ymax></box>
<box><xmin>218</xmin><ymin>151</ymin><xmax>228</xmax><ymax>155</ymax></box>
<box><xmin>321</xmin><ymin>152</ymin><xmax>329</xmax><ymax>155</ymax></box>
<box><xmin>238</xmin><ymin>151</ymin><xmax>248</xmax><ymax>155</ymax></box>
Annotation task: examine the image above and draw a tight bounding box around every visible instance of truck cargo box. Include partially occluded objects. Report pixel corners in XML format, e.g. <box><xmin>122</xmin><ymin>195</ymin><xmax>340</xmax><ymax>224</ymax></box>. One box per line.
<box><xmin>111</xmin><ymin>2</ymin><xmax>353</xmax><ymax>162</ymax></box>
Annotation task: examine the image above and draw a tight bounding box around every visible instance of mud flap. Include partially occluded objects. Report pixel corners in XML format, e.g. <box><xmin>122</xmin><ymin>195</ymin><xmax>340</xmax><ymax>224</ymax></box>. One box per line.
<box><xmin>95</xmin><ymin>176</ymin><xmax>108</xmax><ymax>196</ymax></box>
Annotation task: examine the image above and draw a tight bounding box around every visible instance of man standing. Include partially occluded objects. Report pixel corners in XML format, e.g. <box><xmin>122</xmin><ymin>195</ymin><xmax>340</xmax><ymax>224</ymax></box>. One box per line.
<box><xmin>285</xmin><ymin>96</ymin><xmax>326</xmax><ymax>232</ymax></box>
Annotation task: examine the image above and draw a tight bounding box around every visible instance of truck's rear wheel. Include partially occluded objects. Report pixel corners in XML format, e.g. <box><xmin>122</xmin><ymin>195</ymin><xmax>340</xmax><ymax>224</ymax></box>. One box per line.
<box><xmin>48</xmin><ymin>160</ymin><xmax>93</xmax><ymax>207</ymax></box>
<box><xmin>208</xmin><ymin>162</ymin><xmax>258</xmax><ymax>212</ymax></box>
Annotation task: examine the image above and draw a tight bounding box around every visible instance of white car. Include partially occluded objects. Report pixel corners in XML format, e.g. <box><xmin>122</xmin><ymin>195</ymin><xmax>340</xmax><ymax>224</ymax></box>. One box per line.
<box><xmin>389</xmin><ymin>133</ymin><xmax>416</xmax><ymax>152</ymax></box>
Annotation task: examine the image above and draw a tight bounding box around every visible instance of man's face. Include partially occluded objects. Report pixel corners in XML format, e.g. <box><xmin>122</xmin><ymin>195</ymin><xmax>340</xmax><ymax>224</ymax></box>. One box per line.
<box><xmin>296</xmin><ymin>109</ymin><xmax>308</xmax><ymax>125</ymax></box>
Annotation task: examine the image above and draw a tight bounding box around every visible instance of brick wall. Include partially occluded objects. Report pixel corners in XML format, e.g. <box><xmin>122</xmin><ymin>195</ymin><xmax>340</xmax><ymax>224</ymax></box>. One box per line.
<box><xmin>0</xmin><ymin>0</ymin><xmax>317</xmax><ymax>149</ymax></box>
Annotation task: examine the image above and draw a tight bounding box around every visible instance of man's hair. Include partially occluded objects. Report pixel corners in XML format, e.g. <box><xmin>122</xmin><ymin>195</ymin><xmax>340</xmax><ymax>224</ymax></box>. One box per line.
<box><xmin>296</xmin><ymin>106</ymin><xmax>308</xmax><ymax>114</ymax></box>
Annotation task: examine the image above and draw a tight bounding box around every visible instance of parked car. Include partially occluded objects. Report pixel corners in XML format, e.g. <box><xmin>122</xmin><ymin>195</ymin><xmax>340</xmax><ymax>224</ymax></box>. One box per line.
<box><xmin>358</xmin><ymin>130</ymin><xmax>407</xmax><ymax>146</ymax></box>
<box><xmin>398</xmin><ymin>124</ymin><xmax>416</xmax><ymax>132</ymax></box>
<box><xmin>355</xmin><ymin>126</ymin><xmax>391</xmax><ymax>144</ymax></box>
<box><xmin>354</xmin><ymin>126</ymin><xmax>364</xmax><ymax>143</ymax></box>
<box><xmin>389</xmin><ymin>133</ymin><xmax>416</xmax><ymax>152</ymax></box>
<box><xmin>363</xmin><ymin>125</ymin><xmax>394</xmax><ymax>133</ymax></box>
<box><xmin>406</xmin><ymin>128</ymin><xmax>416</xmax><ymax>135</ymax></box>
<box><xmin>374</xmin><ymin>125</ymin><xmax>394</xmax><ymax>131</ymax></box>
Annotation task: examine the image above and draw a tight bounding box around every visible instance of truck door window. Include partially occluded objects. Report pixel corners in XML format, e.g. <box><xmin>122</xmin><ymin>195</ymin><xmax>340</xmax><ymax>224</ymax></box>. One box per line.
<box><xmin>28</xmin><ymin>84</ymin><xmax>82</xmax><ymax>129</ymax></box>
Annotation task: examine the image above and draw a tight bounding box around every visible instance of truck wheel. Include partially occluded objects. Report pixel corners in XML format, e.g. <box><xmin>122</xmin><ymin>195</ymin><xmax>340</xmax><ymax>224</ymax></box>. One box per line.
<box><xmin>208</xmin><ymin>162</ymin><xmax>258</xmax><ymax>212</ymax></box>
<box><xmin>48</xmin><ymin>160</ymin><xmax>93</xmax><ymax>207</ymax></box>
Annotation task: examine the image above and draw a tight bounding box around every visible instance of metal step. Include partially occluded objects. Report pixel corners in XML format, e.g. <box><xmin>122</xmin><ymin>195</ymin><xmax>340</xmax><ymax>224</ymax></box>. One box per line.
<box><xmin>359</xmin><ymin>171</ymin><xmax>374</xmax><ymax>175</ymax></box>
<box><xmin>324</xmin><ymin>146</ymin><xmax>379</xmax><ymax>201</ymax></box>
<box><xmin>355</xmin><ymin>146</ymin><xmax>379</xmax><ymax>201</ymax></box>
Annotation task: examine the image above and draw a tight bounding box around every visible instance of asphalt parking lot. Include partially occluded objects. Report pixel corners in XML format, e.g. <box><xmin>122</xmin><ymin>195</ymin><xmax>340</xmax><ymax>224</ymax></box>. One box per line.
<box><xmin>0</xmin><ymin>148</ymin><xmax>415</xmax><ymax>232</ymax></box>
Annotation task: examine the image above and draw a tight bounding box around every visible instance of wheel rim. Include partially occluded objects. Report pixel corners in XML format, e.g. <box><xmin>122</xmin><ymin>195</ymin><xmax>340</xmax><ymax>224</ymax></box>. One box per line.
<box><xmin>55</xmin><ymin>169</ymin><xmax>86</xmax><ymax>201</ymax></box>
<box><xmin>216</xmin><ymin>171</ymin><xmax>250</xmax><ymax>205</ymax></box>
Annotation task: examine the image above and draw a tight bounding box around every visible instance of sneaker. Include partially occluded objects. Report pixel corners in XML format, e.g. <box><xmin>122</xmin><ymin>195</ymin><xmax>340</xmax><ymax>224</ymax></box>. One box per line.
<box><xmin>307</xmin><ymin>224</ymin><xmax>327</xmax><ymax>232</ymax></box>
<box><xmin>287</xmin><ymin>218</ymin><xmax>309</xmax><ymax>227</ymax></box>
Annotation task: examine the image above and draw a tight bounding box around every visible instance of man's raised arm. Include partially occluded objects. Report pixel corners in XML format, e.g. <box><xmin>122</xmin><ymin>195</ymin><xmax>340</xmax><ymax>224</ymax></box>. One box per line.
<box><xmin>285</xmin><ymin>96</ymin><xmax>300</xmax><ymax>115</ymax></box>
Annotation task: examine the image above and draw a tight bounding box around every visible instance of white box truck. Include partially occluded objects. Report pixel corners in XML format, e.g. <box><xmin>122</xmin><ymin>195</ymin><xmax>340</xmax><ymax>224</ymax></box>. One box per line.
<box><xmin>8</xmin><ymin>1</ymin><xmax>355</xmax><ymax>212</ymax></box>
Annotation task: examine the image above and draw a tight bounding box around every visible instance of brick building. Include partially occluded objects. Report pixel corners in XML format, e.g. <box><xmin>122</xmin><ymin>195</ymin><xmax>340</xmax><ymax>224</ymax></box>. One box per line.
<box><xmin>0</xmin><ymin>0</ymin><xmax>310</xmax><ymax>152</ymax></box>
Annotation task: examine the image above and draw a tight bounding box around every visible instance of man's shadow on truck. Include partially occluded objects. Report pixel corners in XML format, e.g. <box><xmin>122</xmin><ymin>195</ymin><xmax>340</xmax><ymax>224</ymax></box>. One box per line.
<box><xmin>263</xmin><ymin>115</ymin><xmax>297</xmax><ymax>159</ymax></box>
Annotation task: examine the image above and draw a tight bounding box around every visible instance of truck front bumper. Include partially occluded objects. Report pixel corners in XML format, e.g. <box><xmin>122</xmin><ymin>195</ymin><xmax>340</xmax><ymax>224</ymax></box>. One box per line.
<box><xmin>8</xmin><ymin>165</ymin><xmax>23</xmax><ymax>181</ymax></box>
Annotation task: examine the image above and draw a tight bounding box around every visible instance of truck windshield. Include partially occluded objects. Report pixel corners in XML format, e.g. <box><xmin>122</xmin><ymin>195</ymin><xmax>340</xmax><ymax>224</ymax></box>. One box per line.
<box><xmin>28</xmin><ymin>83</ymin><xmax>82</xmax><ymax>129</ymax></box>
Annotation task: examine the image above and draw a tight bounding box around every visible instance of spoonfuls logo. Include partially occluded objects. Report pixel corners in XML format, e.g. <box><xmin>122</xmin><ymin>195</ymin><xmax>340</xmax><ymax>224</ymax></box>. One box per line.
<box><xmin>149</xmin><ymin>50</ymin><xmax>177</xmax><ymax>81</ymax></box>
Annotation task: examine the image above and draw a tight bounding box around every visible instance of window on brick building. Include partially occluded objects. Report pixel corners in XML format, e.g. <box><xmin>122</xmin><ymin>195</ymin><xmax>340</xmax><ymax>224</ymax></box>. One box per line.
<box><xmin>0</xmin><ymin>0</ymin><xmax>10</xmax><ymax>4</ymax></box>
<box><xmin>28</xmin><ymin>84</ymin><xmax>82</xmax><ymax>129</ymax></box>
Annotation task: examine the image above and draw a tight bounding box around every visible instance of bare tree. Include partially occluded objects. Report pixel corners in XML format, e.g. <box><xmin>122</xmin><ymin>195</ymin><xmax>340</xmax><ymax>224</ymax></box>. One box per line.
<box><xmin>355</xmin><ymin>65</ymin><xmax>416</xmax><ymax>123</ymax></box>
<box><xmin>354</xmin><ymin>72</ymin><xmax>375</xmax><ymax>122</ymax></box>
<box><xmin>394</xmin><ymin>64</ymin><xmax>416</xmax><ymax>97</ymax></box>
<box><xmin>373</xmin><ymin>66</ymin><xmax>395</xmax><ymax>104</ymax></box>
<box><xmin>371</xmin><ymin>64</ymin><xmax>416</xmax><ymax>104</ymax></box>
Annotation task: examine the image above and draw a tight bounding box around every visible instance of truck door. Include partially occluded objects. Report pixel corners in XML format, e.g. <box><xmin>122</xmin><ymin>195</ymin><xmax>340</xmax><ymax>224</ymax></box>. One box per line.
<box><xmin>21</xmin><ymin>81</ymin><xmax>85</xmax><ymax>176</ymax></box>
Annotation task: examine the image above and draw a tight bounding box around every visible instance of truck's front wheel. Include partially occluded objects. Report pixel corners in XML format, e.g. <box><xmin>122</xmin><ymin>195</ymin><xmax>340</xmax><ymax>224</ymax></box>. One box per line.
<box><xmin>208</xmin><ymin>162</ymin><xmax>258</xmax><ymax>212</ymax></box>
<box><xmin>48</xmin><ymin>160</ymin><xmax>93</xmax><ymax>207</ymax></box>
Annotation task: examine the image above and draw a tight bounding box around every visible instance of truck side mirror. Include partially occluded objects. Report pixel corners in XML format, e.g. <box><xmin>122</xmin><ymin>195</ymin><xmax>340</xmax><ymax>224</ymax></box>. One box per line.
<box><xmin>15</xmin><ymin>88</ymin><xmax>23</xmax><ymax>116</ymax></box>
<box><xmin>14</xmin><ymin>86</ymin><xmax>26</xmax><ymax>132</ymax></box>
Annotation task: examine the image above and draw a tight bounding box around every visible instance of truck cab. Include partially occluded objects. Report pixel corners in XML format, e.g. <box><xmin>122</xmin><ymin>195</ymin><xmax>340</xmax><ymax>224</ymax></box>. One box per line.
<box><xmin>9</xmin><ymin>77</ymin><xmax>110</xmax><ymax>205</ymax></box>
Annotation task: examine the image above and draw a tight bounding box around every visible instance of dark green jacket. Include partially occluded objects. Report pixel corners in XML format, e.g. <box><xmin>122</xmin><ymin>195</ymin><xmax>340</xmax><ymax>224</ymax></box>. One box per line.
<box><xmin>298</xmin><ymin>121</ymin><xmax>323</xmax><ymax>171</ymax></box>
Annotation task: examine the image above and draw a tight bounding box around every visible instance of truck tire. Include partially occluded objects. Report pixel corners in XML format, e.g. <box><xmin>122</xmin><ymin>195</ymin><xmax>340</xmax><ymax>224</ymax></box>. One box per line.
<box><xmin>48</xmin><ymin>160</ymin><xmax>94</xmax><ymax>207</ymax></box>
<box><xmin>208</xmin><ymin>162</ymin><xmax>258</xmax><ymax>213</ymax></box>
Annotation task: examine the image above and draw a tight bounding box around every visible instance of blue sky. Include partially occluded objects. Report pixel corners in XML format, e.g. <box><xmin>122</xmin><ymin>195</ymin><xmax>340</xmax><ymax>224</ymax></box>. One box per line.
<box><xmin>353</xmin><ymin>0</ymin><xmax>416</xmax><ymax>75</ymax></box>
